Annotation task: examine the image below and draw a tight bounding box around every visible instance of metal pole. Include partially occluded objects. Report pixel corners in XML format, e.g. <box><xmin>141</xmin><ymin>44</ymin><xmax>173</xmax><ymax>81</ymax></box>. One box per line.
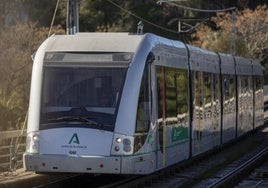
<box><xmin>74</xmin><ymin>0</ymin><xmax>79</xmax><ymax>33</ymax></box>
<box><xmin>66</xmin><ymin>0</ymin><xmax>80</xmax><ymax>35</ymax></box>
<box><xmin>66</xmin><ymin>1</ymin><xmax>70</xmax><ymax>34</ymax></box>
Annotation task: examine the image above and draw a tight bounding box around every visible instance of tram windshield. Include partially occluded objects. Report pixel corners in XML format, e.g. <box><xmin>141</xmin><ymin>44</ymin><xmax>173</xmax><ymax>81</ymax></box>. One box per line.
<box><xmin>40</xmin><ymin>53</ymin><xmax>130</xmax><ymax>131</ymax></box>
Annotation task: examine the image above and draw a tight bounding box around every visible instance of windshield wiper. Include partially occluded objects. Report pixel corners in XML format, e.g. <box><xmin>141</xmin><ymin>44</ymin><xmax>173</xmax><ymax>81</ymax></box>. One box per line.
<box><xmin>48</xmin><ymin>116</ymin><xmax>100</xmax><ymax>126</ymax></box>
<box><xmin>46</xmin><ymin>116</ymin><xmax>112</xmax><ymax>131</ymax></box>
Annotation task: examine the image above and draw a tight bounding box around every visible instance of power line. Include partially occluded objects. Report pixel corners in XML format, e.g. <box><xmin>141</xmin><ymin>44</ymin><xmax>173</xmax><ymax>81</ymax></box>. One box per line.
<box><xmin>106</xmin><ymin>0</ymin><xmax>180</xmax><ymax>34</ymax></box>
<box><xmin>160</xmin><ymin>1</ymin><xmax>236</xmax><ymax>13</ymax></box>
<box><xmin>158</xmin><ymin>0</ymin><xmax>238</xmax><ymax>55</ymax></box>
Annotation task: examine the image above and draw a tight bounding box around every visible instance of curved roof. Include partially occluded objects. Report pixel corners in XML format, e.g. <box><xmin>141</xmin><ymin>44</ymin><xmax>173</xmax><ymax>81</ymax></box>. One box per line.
<box><xmin>44</xmin><ymin>32</ymin><xmax>144</xmax><ymax>52</ymax></box>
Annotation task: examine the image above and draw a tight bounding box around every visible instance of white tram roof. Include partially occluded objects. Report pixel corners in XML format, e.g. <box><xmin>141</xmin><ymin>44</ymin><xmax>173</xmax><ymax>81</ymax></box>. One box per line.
<box><xmin>252</xmin><ymin>59</ymin><xmax>264</xmax><ymax>76</ymax></box>
<box><xmin>44</xmin><ymin>32</ymin><xmax>144</xmax><ymax>53</ymax></box>
<box><xmin>218</xmin><ymin>53</ymin><xmax>236</xmax><ymax>75</ymax></box>
<box><xmin>40</xmin><ymin>32</ymin><xmax>262</xmax><ymax>76</ymax></box>
<box><xmin>187</xmin><ymin>45</ymin><xmax>220</xmax><ymax>73</ymax></box>
<box><xmin>235</xmin><ymin>56</ymin><xmax>253</xmax><ymax>75</ymax></box>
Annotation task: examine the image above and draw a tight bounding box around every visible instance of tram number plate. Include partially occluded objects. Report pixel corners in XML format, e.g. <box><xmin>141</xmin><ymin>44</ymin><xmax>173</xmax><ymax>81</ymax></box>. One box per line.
<box><xmin>69</xmin><ymin>150</ymin><xmax>77</xmax><ymax>155</ymax></box>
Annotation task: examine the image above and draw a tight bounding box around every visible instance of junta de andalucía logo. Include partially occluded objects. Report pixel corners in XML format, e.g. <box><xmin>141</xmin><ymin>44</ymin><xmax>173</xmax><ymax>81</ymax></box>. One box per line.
<box><xmin>69</xmin><ymin>133</ymin><xmax>80</xmax><ymax>144</ymax></box>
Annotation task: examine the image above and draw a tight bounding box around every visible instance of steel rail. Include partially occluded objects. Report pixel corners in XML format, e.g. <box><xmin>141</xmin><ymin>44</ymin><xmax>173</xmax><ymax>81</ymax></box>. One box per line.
<box><xmin>207</xmin><ymin>147</ymin><xmax>268</xmax><ymax>188</ymax></box>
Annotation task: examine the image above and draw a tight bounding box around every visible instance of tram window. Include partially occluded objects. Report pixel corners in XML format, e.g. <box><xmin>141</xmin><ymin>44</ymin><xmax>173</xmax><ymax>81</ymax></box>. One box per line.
<box><xmin>256</xmin><ymin>77</ymin><xmax>261</xmax><ymax>90</ymax></box>
<box><xmin>213</xmin><ymin>74</ymin><xmax>220</xmax><ymax>102</ymax></box>
<box><xmin>223</xmin><ymin>75</ymin><xmax>235</xmax><ymax>99</ymax></box>
<box><xmin>256</xmin><ymin>76</ymin><xmax>263</xmax><ymax>90</ymax></box>
<box><xmin>134</xmin><ymin>60</ymin><xmax>151</xmax><ymax>153</ymax></box>
<box><xmin>156</xmin><ymin>66</ymin><xmax>189</xmax><ymax>152</ymax></box>
<box><xmin>229</xmin><ymin>77</ymin><xmax>235</xmax><ymax>99</ymax></box>
<box><xmin>203</xmin><ymin>73</ymin><xmax>212</xmax><ymax>111</ymax></box>
<box><xmin>157</xmin><ymin>66</ymin><xmax>165</xmax><ymax>127</ymax></box>
<box><xmin>156</xmin><ymin>67</ymin><xmax>189</xmax><ymax>126</ymax></box>
<box><xmin>165</xmin><ymin>68</ymin><xmax>177</xmax><ymax>125</ymax></box>
<box><xmin>213</xmin><ymin>74</ymin><xmax>221</xmax><ymax>118</ymax></box>
<box><xmin>222</xmin><ymin>75</ymin><xmax>236</xmax><ymax>114</ymax></box>
<box><xmin>194</xmin><ymin>71</ymin><xmax>203</xmax><ymax>119</ymax></box>
<box><xmin>176</xmin><ymin>69</ymin><xmax>188</xmax><ymax>124</ymax></box>
<box><xmin>40</xmin><ymin>67</ymin><xmax>127</xmax><ymax>131</ymax></box>
<box><xmin>224</xmin><ymin>77</ymin><xmax>230</xmax><ymax>98</ymax></box>
<box><xmin>135</xmin><ymin>64</ymin><xmax>150</xmax><ymax>133</ymax></box>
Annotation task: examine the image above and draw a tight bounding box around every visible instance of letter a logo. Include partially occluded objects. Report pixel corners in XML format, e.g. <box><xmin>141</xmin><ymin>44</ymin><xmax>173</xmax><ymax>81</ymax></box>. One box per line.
<box><xmin>69</xmin><ymin>133</ymin><xmax>80</xmax><ymax>144</ymax></box>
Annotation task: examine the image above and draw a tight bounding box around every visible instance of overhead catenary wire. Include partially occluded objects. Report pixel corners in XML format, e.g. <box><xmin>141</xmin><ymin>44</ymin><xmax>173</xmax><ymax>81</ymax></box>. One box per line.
<box><xmin>106</xmin><ymin>0</ymin><xmax>238</xmax><ymax>35</ymax></box>
<box><xmin>161</xmin><ymin>1</ymin><xmax>237</xmax><ymax>13</ymax></box>
<box><xmin>47</xmin><ymin>0</ymin><xmax>237</xmax><ymax>36</ymax></box>
<box><xmin>106</xmin><ymin>0</ymin><xmax>180</xmax><ymax>34</ymax></box>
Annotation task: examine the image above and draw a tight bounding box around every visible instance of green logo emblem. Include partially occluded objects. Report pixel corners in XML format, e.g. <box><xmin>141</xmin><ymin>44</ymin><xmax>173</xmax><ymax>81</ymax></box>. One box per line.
<box><xmin>69</xmin><ymin>133</ymin><xmax>80</xmax><ymax>144</ymax></box>
<box><xmin>172</xmin><ymin>126</ymin><xmax>188</xmax><ymax>142</ymax></box>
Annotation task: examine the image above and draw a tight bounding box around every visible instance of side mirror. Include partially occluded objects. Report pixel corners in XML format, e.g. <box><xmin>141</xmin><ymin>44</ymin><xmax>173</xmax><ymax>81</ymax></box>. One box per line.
<box><xmin>31</xmin><ymin>51</ymin><xmax>36</xmax><ymax>62</ymax></box>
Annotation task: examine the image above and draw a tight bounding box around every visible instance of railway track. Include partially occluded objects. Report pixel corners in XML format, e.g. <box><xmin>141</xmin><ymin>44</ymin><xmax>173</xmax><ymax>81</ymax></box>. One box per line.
<box><xmin>1</xmin><ymin>103</ymin><xmax>268</xmax><ymax>188</ymax></box>
<box><xmin>2</xmin><ymin>125</ymin><xmax>267</xmax><ymax>188</ymax></box>
<box><xmin>236</xmin><ymin>160</ymin><xmax>268</xmax><ymax>187</ymax></box>
<box><xmin>104</xmin><ymin>125</ymin><xmax>268</xmax><ymax>188</ymax></box>
<box><xmin>206</xmin><ymin>146</ymin><xmax>268</xmax><ymax>187</ymax></box>
<box><xmin>46</xmin><ymin>124</ymin><xmax>266</xmax><ymax>188</ymax></box>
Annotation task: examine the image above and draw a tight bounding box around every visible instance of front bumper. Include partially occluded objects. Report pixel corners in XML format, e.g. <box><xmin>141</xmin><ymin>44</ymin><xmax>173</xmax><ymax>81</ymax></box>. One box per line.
<box><xmin>23</xmin><ymin>153</ymin><xmax>121</xmax><ymax>174</ymax></box>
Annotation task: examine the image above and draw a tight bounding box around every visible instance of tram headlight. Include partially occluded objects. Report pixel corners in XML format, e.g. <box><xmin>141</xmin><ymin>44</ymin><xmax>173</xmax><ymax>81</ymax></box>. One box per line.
<box><xmin>33</xmin><ymin>134</ymin><xmax>39</xmax><ymax>141</ymax></box>
<box><xmin>112</xmin><ymin>134</ymin><xmax>134</xmax><ymax>155</ymax></box>
<box><xmin>123</xmin><ymin>138</ymin><xmax>131</xmax><ymax>152</ymax></box>
<box><xmin>116</xmin><ymin>137</ymin><xmax>122</xmax><ymax>143</ymax></box>
<box><xmin>114</xmin><ymin>146</ymin><xmax>120</xmax><ymax>152</ymax></box>
<box><xmin>26</xmin><ymin>132</ymin><xmax>40</xmax><ymax>154</ymax></box>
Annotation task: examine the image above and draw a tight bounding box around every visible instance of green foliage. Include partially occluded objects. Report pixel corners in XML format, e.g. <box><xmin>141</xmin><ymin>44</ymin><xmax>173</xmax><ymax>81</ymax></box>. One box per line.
<box><xmin>0</xmin><ymin>0</ymin><xmax>267</xmax><ymax>131</ymax></box>
<box><xmin>192</xmin><ymin>5</ymin><xmax>267</xmax><ymax>66</ymax></box>
<box><xmin>27</xmin><ymin>0</ymin><xmax>66</xmax><ymax>27</ymax></box>
<box><xmin>0</xmin><ymin>23</ymin><xmax>33</xmax><ymax>130</ymax></box>
<box><xmin>79</xmin><ymin>0</ymin><xmax>122</xmax><ymax>31</ymax></box>
<box><xmin>79</xmin><ymin>0</ymin><xmax>180</xmax><ymax>37</ymax></box>
<box><xmin>0</xmin><ymin>22</ymin><xmax>64</xmax><ymax>131</ymax></box>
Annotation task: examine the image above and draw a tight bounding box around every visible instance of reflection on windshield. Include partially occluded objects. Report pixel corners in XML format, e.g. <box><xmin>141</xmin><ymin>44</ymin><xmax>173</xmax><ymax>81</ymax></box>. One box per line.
<box><xmin>40</xmin><ymin>67</ymin><xmax>127</xmax><ymax>131</ymax></box>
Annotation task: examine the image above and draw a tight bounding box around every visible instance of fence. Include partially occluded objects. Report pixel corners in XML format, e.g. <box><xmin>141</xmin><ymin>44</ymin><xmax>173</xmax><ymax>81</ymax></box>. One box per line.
<box><xmin>0</xmin><ymin>130</ymin><xmax>26</xmax><ymax>172</ymax></box>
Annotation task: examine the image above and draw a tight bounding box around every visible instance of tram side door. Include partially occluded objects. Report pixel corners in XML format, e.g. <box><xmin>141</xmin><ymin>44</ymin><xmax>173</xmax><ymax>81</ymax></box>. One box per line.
<box><xmin>151</xmin><ymin>65</ymin><xmax>167</xmax><ymax>170</ymax></box>
<box><xmin>135</xmin><ymin>56</ymin><xmax>159</xmax><ymax>172</ymax></box>
<box><xmin>148</xmin><ymin>64</ymin><xmax>159</xmax><ymax>170</ymax></box>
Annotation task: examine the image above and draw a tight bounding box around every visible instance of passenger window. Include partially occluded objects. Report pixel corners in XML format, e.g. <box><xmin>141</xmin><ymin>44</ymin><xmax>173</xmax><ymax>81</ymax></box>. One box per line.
<box><xmin>165</xmin><ymin>69</ymin><xmax>177</xmax><ymax>125</ymax></box>
<box><xmin>165</xmin><ymin>68</ymin><xmax>188</xmax><ymax>125</ymax></box>
<box><xmin>203</xmin><ymin>73</ymin><xmax>212</xmax><ymax>119</ymax></box>
<box><xmin>156</xmin><ymin>66</ymin><xmax>189</xmax><ymax>149</ymax></box>
<box><xmin>134</xmin><ymin>63</ymin><xmax>150</xmax><ymax>153</ymax></box>
<box><xmin>135</xmin><ymin>64</ymin><xmax>150</xmax><ymax>133</ymax></box>
<box><xmin>194</xmin><ymin>71</ymin><xmax>203</xmax><ymax>120</ymax></box>
<box><xmin>175</xmin><ymin>69</ymin><xmax>188</xmax><ymax>124</ymax></box>
<box><xmin>157</xmin><ymin>66</ymin><xmax>165</xmax><ymax>126</ymax></box>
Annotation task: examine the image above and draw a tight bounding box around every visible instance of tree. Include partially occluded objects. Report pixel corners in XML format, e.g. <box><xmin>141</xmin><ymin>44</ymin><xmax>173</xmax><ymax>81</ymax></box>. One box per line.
<box><xmin>0</xmin><ymin>22</ymin><xmax>64</xmax><ymax>131</ymax></box>
<box><xmin>79</xmin><ymin>0</ymin><xmax>170</xmax><ymax>34</ymax></box>
<box><xmin>0</xmin><ymin>0</ymin><xmax>29</xmax><ymax>26</ymax></box>
<box><xmin>0</xmin><ymin>1</ymin><xmax>267</xmax><ymax>131</ymax></box>
<box><xmin>192</xmin><ymin>5</ymin><xmax>268</xmax><ymax>82</ymax></box>
<box><xmin>27</xmin><ymin>0</ymin><xmax>65</xmax><ymax>27</ymax></box>
<box><xmin>192</xmin><ymin>5</ymin><xmax>267</xmax><ymax>63</ymax></box>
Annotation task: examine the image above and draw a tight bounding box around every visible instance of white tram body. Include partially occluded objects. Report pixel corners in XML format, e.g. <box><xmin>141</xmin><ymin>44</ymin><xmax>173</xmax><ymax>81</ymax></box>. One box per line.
<box><xmin>23</xmin><ymin>33</ymin><xmax>264</xmax><ymax>175</ymax></box>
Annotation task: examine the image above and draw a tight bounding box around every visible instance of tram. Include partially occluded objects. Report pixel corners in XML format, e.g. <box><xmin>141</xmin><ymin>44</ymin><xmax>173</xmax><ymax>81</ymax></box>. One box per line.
<box><xmin>23</xmin><ymin>32</ymin><xmax>264</xmax><ymax>174</ymax></box>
